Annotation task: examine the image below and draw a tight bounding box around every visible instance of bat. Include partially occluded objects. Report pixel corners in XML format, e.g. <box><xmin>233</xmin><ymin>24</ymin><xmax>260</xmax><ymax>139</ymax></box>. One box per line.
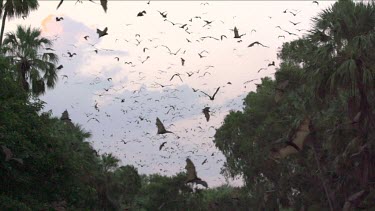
<box><xmin>202</xmin><ymin>107</ymin><xmax>210</xmax><ymax>122</ymax></box>
<box><xmin>185</xmin><ymin>158</ymin><xmax>208</xmax><ymax>188</ymax></box>
<box><xmin>271</xmin><ymin>117</ymin><xmax>310</xmax><ymax>159</ymax></box>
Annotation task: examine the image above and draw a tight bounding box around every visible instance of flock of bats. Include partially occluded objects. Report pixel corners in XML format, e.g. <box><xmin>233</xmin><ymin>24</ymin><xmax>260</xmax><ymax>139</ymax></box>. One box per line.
<box><xmin>50</xmin><ymin>0</ymin><xmax>321</xmax><ymax>187</ymax></box>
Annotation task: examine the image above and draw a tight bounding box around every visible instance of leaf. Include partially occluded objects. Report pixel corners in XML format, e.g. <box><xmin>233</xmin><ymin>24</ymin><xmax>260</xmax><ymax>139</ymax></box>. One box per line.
<box><xmin>100</xmin><ymin>0</ymin><xmax>108</xmax><ymax>13</ymax></box>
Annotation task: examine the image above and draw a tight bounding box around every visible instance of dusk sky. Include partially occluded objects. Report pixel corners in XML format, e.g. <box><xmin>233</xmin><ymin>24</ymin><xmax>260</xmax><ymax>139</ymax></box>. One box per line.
<box><xmin>8</xmin><ymin>1</ymin><xmax>334</xmax><ymax>187</ymax></box>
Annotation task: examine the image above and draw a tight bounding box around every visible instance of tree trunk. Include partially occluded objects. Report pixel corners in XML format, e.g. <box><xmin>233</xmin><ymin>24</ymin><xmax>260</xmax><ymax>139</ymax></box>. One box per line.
<box><xmin>0</xmin><ymin>9</ymin><xmax>8</xmax><ymax>47</ymax></box>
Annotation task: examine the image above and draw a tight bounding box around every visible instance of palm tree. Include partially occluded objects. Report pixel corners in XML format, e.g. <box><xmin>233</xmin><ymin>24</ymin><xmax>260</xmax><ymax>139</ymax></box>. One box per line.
<box><xmin>306</xmin><ymin>0</ymin><xmax>375</xmax><ymax>134</ymax></box>
<box><xmin>2</xmin><ymin>25</ymin><xmax>59</xmax><ymax>95</ymax></box>
<box><xmin>0</xmin><ymin>0</ymin><xmax>39</xmax><ymax>47</ymax></box>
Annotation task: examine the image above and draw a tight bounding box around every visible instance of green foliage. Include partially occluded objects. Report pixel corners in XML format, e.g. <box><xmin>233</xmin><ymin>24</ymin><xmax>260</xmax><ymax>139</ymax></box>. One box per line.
<box><xmin>214</xmin><ymin>1</ymin><xmax>375</xmax><ymax>210</ymax></box>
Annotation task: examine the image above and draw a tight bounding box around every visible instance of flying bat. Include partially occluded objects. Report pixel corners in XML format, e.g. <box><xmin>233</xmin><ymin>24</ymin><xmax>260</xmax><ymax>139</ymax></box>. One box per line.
<box><xmin>233</xmin><ymin>26</ymin><xmax>246</xmax><ymax>38</ymax></box>
<box><xmin>271</xmin><ymin>117</ymin><xmax>310</xmax><ymax>159</ymax></box>
<box><xmin>137</xmin><ymin>10</ymin><xmax>146</xmax><ymax>17</ymax></box>
<box><xmin>170</xmin><ymin>73</ymin><xmax>183</xmax><ymax>82</ymax></box>
<box><xmin>181</xmin><ymin>58</ymin><xmax>185</xmax><ymax>66</ymax></box>
<box><xmin>56</xmin><ymin>17</ymin><xmax>64</xmax><ymax>21</ymax></box>
<box><xmin>201</xmin><ymin>87</ymin><xmax>220</xmax><ymax>101</ymax></box>
<box><xmin>268</xmin><ymin>61</ymin><xmax>275</xmax><ymax>67</ymax></box>
<box><xmin>159</xmin><ymin>142</ymin><xmax>167</xmax><ymax>150</ymax></box>
<box><xmin>312</xmin><ymin>1</ymin><xmax>319</xmax><ymax>5</ymax></box>
<box><xmin>202</xmin><ymin>107</ymin><xmax>210</xmax><ymax>122</ymax></box>
<box><xmin>158</xmin><ymin>11</ymin><xmax>167</xmax><ymax>18</ymax></box>
<box><xmin>289</xmin><ymin>21</ymin><xmax>301</xmax><ymax>26</ymax></box>
<box><xmin>67</xmin><ymin>52</ymin><xmax>77</xmax><ymax>57</ymax></box>
<box><xmin>248</xmin><ymin>41</ymin><xmax>269</xmax><ymax>48</ymax></box>
<box><xmin>185</xmin><ymin>158</ymin><xmax>208</xmax><ymax>188</ymax></box>
<box><xmin>289</xmin><ymin>10</ymin><xmax>300</xmax><ymax>16</ymax></box>
<box><xmin>97</xmin><ymin>27</ymin><xmax>108</xmax><ymax>38</ymax></box>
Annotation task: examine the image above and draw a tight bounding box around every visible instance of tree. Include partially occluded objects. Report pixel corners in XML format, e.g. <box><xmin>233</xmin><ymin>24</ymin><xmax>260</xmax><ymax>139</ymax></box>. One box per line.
<box><xmin>0</xmin><ymin>0</ymin><xmax>39</xmax><ymax>47</ymax></box>
<box><xmin>2</xmin><ymin>25</ymin><xmax>59</xmax><ymax>95</ymax></box>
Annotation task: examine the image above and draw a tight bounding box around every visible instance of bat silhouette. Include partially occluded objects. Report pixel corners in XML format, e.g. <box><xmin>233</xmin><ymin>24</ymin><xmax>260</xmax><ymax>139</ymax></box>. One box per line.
<box><xmin>202</xmin><ymin>107</ymin><xmax>210</xmax><ymax>122</ymax></box>
<box><xmin>170</xmin><ymin>73</ymin><xmax>183</xmax><ymax>82</ymax></box>
<box><xmin>283</xmin><ymin>30</ymin><xmax>298</xmax><ymax>36</ymax></box>
<box><xmin>289</xmin><ymin>10</ymin><xmax>300</xmax><ymax>16</ymax></box>
<box><xmin>159</xmin><ymin>141</ymin><xmax>167</xmax><ymax>150</ymax></box>
<box><xmin>258</xmin><ymin>68</ymin><xmax>267</xmax><ymax>73</ymax></box>
<box><xmin>56</xmin><ymin>17</ymin><xmax>64</xmax><ymax>21</ymax></box>
<box><xmin>201</xmin><ymin>158</ymin><xmax>208</xmax><ymax>165</ymax></box>
<box><xmin>185</xmin><ymin>158</ymin><xmax>208</xmax><ymax>188</ymax></box>
<box><xmin>83</xmin><ymin>35</ymin><xmax>89</xmax><ymax>40</ymax></box>
<box><xmin>313</xmin><ymin>1</ymin><xmax>319</xmax><ymax>5</ymax></box>
<box><xmin>161</xmin><ymin>45</ymin><xmax>181</xmax><ymax>55</ymax></box>
<box><xmin>158</xmin><ymin>11</ymin><xmax>167</xmax><ymax>18</ymax></box>
<box><xmin>97</xmin><ymin>27</ymin><xmax>108</xmax><ymax>38</ymax></box>
<box><xmin>233</xmin><ymin>26</ymin><xmax>246</xmax><ymax>38</ymax></box>
<box><xmin>271</xmin><ymin>117</ymin><xmax>310</xmax><ymax>159</ymax></box>
<box><xmin>248</xmin><ymin>41</ymin><xmax>269</xmax><ymax>48</ymax></box>
<box><xmin>57</xmin><ymin>65</ymin><xmax>64</xmax><ymax>70</ymax></box>
<box><xmin>203</xmin><ymin>20</ymin><xmax>213</xmax><ymax>27</ymax></box>
<box><xmin>201</xmin><ymin>87</ymin><xmax>220</xmax><ymax>101</ymax></box>
<box><xmin>181</xmin><ymin>58</ymin><xmax>185</xmax><ymax>66</ymax></box>
<box><xmin>137</xmin><ymin>10</ymin><xmax>147</xmax><ymax>17</ymax></box>
<box><xmin>289</xmin><ymin>21</ymin><xmax>301</xmax><ymax>26</ymax></box>
<box><xmin>67</xmin><ymin>52</ymin><xmax>77</xmax><ymax>57</ymax></box>
<box><xmin>268</xmin><ymin>61</ymin><xmax>275</xmax><ymax>66</ymax></box>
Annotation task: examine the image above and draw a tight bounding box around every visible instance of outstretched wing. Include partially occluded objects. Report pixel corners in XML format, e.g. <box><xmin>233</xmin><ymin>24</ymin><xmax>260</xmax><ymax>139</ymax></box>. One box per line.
<box><xmin>56</xmin><ymin>0</ymin><xmax>64</xmax><ymax>10</ymax></box>
<box><xmin>271</xmin><ymin>117</ymin><xmax>310</xmax><ymax>159</ymax></box>
<box><xmin>156</xmin><ymin>117</ymin><xmax>167</xmax><ymax>134</ymax></box>
<box><xmin>185</xmin><ymin>158</ymin><xmax>197</xmax><ymax>181</ymax></box>
<box><xmin>212</xmin><ymin>87</ymin><xmax>221</xmax><ymax>99</ymax></box>
<box><xmin>234</xmin><ymin>27</ymin><xmax>239</xmax><ymax>37</ymax></box>
<box><xmin>100</xmin><ymin>0</ymin><xmax>108</xmax><ymax>12</ymax></box>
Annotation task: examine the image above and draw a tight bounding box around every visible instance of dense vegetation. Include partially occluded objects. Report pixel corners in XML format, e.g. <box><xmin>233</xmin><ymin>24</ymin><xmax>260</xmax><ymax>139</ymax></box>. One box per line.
<box><xmin>214</xmin><ymin>0</ymin><xmax>375</xmax><ymax>210</ymax></box>
<box><xmin>0</xmin><ymin>0</ymin><xmax>374</xmax><ymax>210</ymax></box>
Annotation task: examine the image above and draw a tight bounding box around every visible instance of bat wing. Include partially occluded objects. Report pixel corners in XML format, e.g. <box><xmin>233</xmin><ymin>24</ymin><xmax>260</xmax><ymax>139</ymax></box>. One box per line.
<box><xmin>234</xmin><ymin>27</ymin><xmax>239</xmax><ymax>37</ymax></box>
<box><xmin>271</xmin><ymin>117</ymin><xmax>310</xmax><ymax>159</ymax></box>
<box><xmin>56</xmin><ymin>0</ymin><xmax>64</xmax><ymax>10</ymax></box>
<box><xmin>291</xmin><ymin>117</ymin><xmax>310</xmax><ymax>149</ymax></box>
<box><xmin>100</xmin><ymin>0</ymin><xmax>108</xmax><ymax>12</ymax></box>
<box><xmin>156</xmin><ymin>117</ymin><xmax>167</xmax><ymax>134</ymax></box>
<box><xmin>185</xmin><ymin>158</ymin><xmax>197</xmax><ymax>181</ymax></box>
<box><xmin>212</xmin><ymin>87</ymin><xmax>221</xmax><ymax>98</ymax></box>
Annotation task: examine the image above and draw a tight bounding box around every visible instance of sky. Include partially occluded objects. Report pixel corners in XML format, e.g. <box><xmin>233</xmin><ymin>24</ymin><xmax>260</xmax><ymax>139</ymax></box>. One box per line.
<box><xmin>6</xmin><ymin>0</ymin><xmax>335</xmax><ymax>187</ymax></box>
